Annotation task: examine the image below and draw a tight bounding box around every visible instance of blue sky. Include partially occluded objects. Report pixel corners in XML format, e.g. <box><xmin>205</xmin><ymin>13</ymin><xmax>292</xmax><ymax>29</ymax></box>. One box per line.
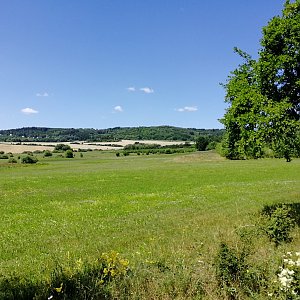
<box><xmin>0</xmin><ymin>0</ymin><xmax>285</xmax><ymax>130</ymax></box>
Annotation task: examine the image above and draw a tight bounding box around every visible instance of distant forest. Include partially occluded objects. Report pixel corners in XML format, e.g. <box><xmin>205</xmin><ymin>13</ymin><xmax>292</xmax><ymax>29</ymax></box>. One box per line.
<box><xmin>0</xmin><ymin>126</ymin><xmax>224</xmax><ymax>143</ymax></box>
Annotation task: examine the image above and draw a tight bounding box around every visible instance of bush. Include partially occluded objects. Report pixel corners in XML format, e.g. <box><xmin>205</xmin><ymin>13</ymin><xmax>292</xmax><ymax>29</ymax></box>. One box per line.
<box><xmin>8</xmin><ymin>158</ymin><xmax>17</xmax><ymax>163</ymax></box>
<box><xmin>215</xmin><ymin>242</ymin><xmax>266</xmax><ymax>298</ymax></box>
<box><xmin>0</xmin><ymin>154</ymin><xmax>9</xmax><ymax>159</ymax></box>
<box><xmin>261</xmin><ymin>204</ymin><xmax>295</xmax><ymax>246</ymax></box>
<box><xmin>54</xmin><ymin>144</ymin><xmax>72</xmax><ymax>152</ymax></box>
<box><xmin>43</xmin><ymin>150</ymin><xmax>52</xmax><ymax>157</ymax></box>
<box><xmin>195</xmin><ymin>136</ymin><xmax>209</xmax><ymax>151</ymax></box>
<box><xmin>21</xmin><ymin>156</ymin><xmax>38</xmax><ymax>164</ymax></box>
<box><xmin>65</xmin><ymin>150</ymin><xmax>74</xmax><ymax>158</ymax></box>
<box><xmin>216</xmin><ymin>243</ymin><xmax>244</xmax><ymax>288</ymax></box>
<box><xmin>22</xmin><ymin>151</ymin><xmax>33</xmax><ymax>155</ymax></box>
<box><xmin>206</xmin><ymin>141</ymin><xmax>217</xmax><ymax>150</ymax></box>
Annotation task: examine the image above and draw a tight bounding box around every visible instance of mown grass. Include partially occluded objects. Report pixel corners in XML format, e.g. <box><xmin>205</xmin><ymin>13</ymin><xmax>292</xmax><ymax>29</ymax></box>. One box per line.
<box><xmin>0</xmin><ymin>151</ymin><xmax>299</xmax><ymax>298</ymax></box>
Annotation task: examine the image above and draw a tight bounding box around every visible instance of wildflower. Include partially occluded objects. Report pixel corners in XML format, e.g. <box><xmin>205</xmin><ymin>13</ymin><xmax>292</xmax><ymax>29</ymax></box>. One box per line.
<box><xmin>54</xmin><ymin>283</ymin><xmax>63</xmax><ymax>293</ymax></box>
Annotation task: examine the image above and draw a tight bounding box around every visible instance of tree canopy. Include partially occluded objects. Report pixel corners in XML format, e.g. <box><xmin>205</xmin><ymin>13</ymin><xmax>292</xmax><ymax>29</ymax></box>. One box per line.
<box><xmin>0</xmin><ymin>126</ymin><xmax>224</xmax><ymax>143</ymax></box>
<box><xmin>221</xmin><ymin>0</ymin><xmax>300</xmax><ymax>161</ymax></box>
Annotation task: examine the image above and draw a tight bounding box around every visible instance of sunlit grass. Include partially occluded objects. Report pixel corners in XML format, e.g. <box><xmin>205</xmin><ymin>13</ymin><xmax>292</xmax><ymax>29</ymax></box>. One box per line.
<box><xmin>0</xmin><ymin>151</ymin><xmax>299</xmax><ymax>298</ymax></box>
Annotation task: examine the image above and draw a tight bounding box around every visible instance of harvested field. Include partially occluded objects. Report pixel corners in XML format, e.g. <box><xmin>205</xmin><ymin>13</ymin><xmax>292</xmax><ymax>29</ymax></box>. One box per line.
<box><xmin>0</xmin><ymin>140</ymin><xmax>188</xmax><ymax>153</ymax></box>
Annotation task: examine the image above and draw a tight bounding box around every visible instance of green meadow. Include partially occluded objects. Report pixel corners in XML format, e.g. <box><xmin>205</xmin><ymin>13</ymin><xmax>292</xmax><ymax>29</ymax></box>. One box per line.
<box><xmin>0</xmin><ymin>151</ymin><xmax>300</xmax><ymax>299</ymax></box>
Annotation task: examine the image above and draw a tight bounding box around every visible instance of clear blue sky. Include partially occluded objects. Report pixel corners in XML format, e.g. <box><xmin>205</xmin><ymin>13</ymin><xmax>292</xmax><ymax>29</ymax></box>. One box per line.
<box><xmin>0</xmin><ymin>0</ymin><xmax>285</xmax><ymax>130</ymax></box>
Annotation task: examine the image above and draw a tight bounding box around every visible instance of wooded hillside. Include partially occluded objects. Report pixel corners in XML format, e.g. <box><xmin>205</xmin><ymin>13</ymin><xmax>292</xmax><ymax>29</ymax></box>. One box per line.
<box><xmin>0</xmin><ymin>126</ymin><xmax>224</xmax><ymax>142</ymax></box>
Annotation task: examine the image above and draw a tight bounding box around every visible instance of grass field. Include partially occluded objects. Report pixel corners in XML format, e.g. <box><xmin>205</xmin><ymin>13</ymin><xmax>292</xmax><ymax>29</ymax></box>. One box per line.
<box><xmin>0</xmin><ymin>150</ymin><xmax>299</xmax><ymax>299</ymax></box>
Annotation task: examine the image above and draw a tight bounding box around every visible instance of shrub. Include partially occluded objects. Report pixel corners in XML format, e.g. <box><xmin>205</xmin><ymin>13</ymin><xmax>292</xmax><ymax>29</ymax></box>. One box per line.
<box><xmin>206</xmin><ymin>141</ymin><xmax>217</xmax><ymax>150</ymax></box>
<box><xmin>195</xmin><ymin>136</ymin><xmax>209</xmax><ymax>151</ymax></box>
<box><xmin>43</xmin><ymin>150</ymin><xmax>52</xmax><ymax>157</ymax></box>
<box><xmin>54</xmin><ymin>144</ymin><xmax>72</xmax><ymax>152</ymax></box>
<box><xmin>0</xmin><ymin>154</ymin><xmax>9</xmax><ymax>159</ymax></box>
<box><xmin>215</xmin><ymin>241</ymin><xmax>266</xmax><ymax>298</ymax></box>
<box><xmin>22</xmin><ymin>151</ymin><xmax>33</xmax><ymax>155</ymax></box>
<box><xmin>261</xmin><ymin>204</ymin><xmax>295</xmax><ymax>246</ymax></box>
<box><xmin>116</xmin><ymin>152</ymin><xmax>120</xmax><ymax>157</ymax></box>
<box><xmin>33</xmin><ymin>150</ymin><xmax>43</xmax><ymax>154</ymax></box>
<box><xmin>65</xmin><ymin>150</ymin><xmax>74</xmax><ymax>158</ymax></box>
<box><xmin>21</xmin><ymin>155</ymin><xmax>38</xmax><ymax>164</ymax></box>
<box><xmin>216</xmin><ymin>243</ymin><xmax>244</xmax><ymax>288</ymax></box>
<box><xmin>8</xmin><ymin>158</ymin><xmax>17</xmax><ymax>163</ymax></box>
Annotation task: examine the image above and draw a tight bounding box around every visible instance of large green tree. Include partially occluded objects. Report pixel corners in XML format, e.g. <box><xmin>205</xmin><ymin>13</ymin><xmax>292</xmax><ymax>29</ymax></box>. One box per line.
<box><xmin>221</xmin><ymin>0</ymin><xmax>300</xmax><ymax>161</ymax></box>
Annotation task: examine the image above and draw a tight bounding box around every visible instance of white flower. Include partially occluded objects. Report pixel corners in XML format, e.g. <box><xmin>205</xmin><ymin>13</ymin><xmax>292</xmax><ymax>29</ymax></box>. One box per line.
<box><xmin>287</xmin><ymin>269</ymin><xmax>295</xmax><ymax>275</ymax></box>
<box><xmin>288</xmin><ymin>259</ymin><xmax>295</xmax><ymax>266</ymax></box>
<box><xmin>280</xmin><ymin>269</ymin><xmax>289</xmax><ymax>276</ymax></box>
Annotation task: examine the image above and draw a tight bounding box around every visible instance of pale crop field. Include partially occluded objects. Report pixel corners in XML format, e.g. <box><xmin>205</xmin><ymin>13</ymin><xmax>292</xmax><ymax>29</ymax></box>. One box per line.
<box><xmin>0</xmin><ymin>151</ymin><xmax>299</xmax><ymax>299</ymax></box>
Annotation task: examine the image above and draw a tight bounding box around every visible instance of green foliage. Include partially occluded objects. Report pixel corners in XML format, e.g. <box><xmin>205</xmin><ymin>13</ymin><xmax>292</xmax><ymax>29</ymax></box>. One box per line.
<box><xmin>221</xmin><ymin>1</ymin><xmax>300</xmax><ymax>161</ymax></box>
<box><xmin>8</xmin><ymin>158</ymin><xmax>17</xmax><ymax>164</ymax></box>
<box><xmin>215</xmin><ymin>242</ymin><xmax>265</xmax><ymax>298</ymax></box>
<box><xmin>216</xmin><ymin>242</ymin><xmax>243</xmax><ymax>287</ymax></box>
<box><xmin>261</xmin><ymin>204</ymin><xmax>296</xmax><ymax>246</ymax></box>
<box><xmin>21</xmin><ymin>155</ymin><xmax>38</xmax><ymax>164</ymax></box>
<box><xmin>47</xmin><ymin>251</ymin><xmax>129</xmax><ymax>300</ymax></box>
<box><xmin>123</xmin><ymin>151</ymin><xmax>130</xmax><ymax>156</ymax></box>
<box><xmin>0</xmin><ymin>154</ymin><xmax>9</xmax><ymax>159</ymax></box>
<box><xmin>0</xmin><ymin>251</ymin><xmax>130</xmax><ymax>300</ymax></box>
<box><xmin>54</xmin><ymin>144</ymin><xmax>72</xmax><ymax>152</ymax></box>
<box><xmin>206</xmin><ymin>141</ymin><xmax>217</xmax><ymax>150</ymax></box>
<box><xmin>121</xmin><ymin>142</ymin><xmax>195</xmax><ymax>156</ymax></box>
<box><xmin>65</xmin><ymin>150</ymin><xmax>74</xmax><ymax>158</ymax></box>
<box><xmin>0</xmin><ymin>126</ymin><xmax>224</xmax><ymax>143</ymax></box>
<box><xmin>195</xmin><ymin>135</ymin><xmax>209</xmax><ymax>151</ymax></box>
<box><xmin>43</xmin><ymin>150</ymin><xmax>52</xmax><ymax>157</ymax></box>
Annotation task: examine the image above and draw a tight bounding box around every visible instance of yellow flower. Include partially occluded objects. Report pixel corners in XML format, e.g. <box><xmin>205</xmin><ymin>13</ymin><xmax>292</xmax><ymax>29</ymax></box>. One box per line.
<box><xmin>54</xmin><ymin>283</ymin><xmax>63</xmax><ymax>293</ymax></box>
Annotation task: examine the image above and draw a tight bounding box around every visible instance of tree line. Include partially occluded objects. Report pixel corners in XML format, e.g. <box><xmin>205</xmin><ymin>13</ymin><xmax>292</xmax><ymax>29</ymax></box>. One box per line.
<box><xmin>0</xmin><ymin>126</ymin><xmax>224</xmax><ymax>143</ymax></box>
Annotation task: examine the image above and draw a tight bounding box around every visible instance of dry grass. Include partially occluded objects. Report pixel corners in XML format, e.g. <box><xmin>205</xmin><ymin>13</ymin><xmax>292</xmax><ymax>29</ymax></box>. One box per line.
<box><xmin>0</xmin><ymin>140</ymin><xmax>187</xmax><ymax>153</ymax></box>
